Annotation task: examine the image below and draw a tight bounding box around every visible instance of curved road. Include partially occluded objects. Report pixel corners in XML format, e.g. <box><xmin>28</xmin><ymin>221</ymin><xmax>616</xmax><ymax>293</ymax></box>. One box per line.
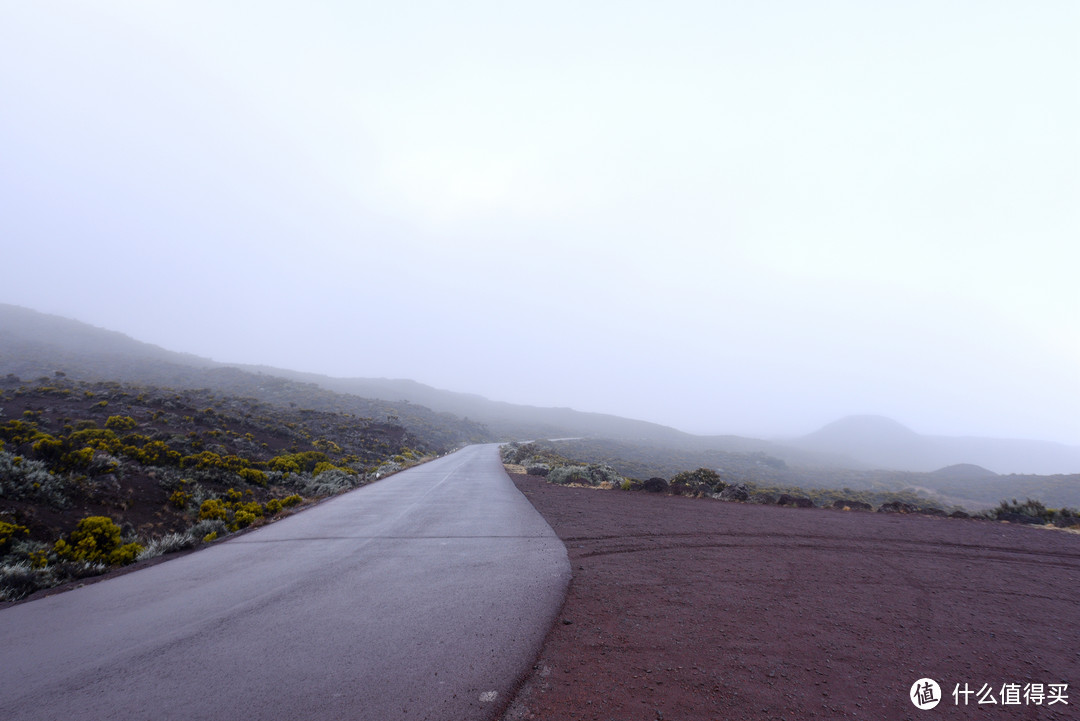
<box><xmin>0</xmin><ymin>444</ymin><xmax>570</xmax><ymax>721</ymax></box>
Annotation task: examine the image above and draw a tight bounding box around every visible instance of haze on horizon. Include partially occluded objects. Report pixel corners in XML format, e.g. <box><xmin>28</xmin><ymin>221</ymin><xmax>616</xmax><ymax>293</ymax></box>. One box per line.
<box><xmin>1</xmin><ymin>2</ymin><xmax>1077</xmax><ymax>446</ymax></box>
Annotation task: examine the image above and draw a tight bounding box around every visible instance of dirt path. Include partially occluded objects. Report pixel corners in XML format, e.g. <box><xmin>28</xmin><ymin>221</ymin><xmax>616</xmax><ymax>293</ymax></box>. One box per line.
<box><xmin>501</xmin><ymin>473</ymin><xmax>1080</xmax><ymax>720</ymax></box>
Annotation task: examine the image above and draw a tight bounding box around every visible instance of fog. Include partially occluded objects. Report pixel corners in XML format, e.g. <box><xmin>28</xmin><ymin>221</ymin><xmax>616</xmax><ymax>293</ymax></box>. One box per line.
<box><xmin>1</xmin><ymin>1</ymin><xmax>1077</xmax><ymax>444</ymax></box>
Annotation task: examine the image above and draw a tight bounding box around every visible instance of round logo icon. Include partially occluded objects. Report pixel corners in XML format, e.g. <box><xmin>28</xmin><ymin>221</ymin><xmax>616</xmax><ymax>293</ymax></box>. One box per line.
<box><xmin>911</xmin><ymin>678</ymin><xmax>942</xmax><ymax>710</ymax></box>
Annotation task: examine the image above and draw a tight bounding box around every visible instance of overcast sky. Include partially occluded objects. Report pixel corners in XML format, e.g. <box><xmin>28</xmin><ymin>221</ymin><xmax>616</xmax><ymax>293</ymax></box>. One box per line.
<box><xmin>1</xmin><ymin>1</ymin><xmax>1077</xmax><ymax>443</ymax></box>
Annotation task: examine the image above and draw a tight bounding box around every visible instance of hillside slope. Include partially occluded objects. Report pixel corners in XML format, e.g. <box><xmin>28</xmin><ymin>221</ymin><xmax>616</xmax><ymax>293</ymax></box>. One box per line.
<box><xmin>0</xmin><ymin>304</ymin><xmax>489</xmax><ymax>450</ymax></box>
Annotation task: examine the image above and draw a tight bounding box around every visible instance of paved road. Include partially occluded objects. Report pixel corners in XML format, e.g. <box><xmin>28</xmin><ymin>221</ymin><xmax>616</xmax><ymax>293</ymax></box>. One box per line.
<box><xmin>0</xmin><ymin>444</ymin><xmax>570</xmax><ymax>721</ymax></box>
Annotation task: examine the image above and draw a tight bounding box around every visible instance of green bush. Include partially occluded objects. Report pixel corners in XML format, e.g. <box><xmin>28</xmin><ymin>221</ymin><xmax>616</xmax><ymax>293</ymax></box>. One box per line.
<box><xmin>237</xmin><ymin>468</ymin><xmax>267</xmax><ymax>486</ymax></box>
<box><xmin>108</xmin><ymin>542</ymin><xmax>143</xmax><ymax>565</ymax></box>
<box><xmin>268</xmin><ymin>451</ymin><xmax>330</xmax><ymax>474</ymax></box>
<box><xmin>231</xmin><ymin>510</ymin><xmax>257</xmax><ymax>529</ymax></box>
<box><xmin>0</xmin><ymin>521</ymin><xmax>29</xmax><ymax>554</ymax></box>
<box><xmin>198</xmin><ymin>499</ymin><xmax>228</xmax><ymax>521</ymax></box>
<box><xmin>31</xmin><ymin>435</ymin><xmax>64</xmax><ymax>461</ymax></box>
<box><xmin>53</xmin><ymin>516</ymin><xmax>143</xmax><ymax>566</ymax></box>
<box><xmin>105</xmin><ymin>415</ymin><xmax>138</xmax><ymax>431</ymax></box>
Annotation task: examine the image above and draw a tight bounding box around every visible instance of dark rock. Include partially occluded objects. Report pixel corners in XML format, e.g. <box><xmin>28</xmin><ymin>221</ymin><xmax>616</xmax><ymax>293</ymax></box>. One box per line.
<box><xmin>948</xmin><ymin>510</ymin><xmax>970</xmax><ymax>519</ymax></box>
<box><xmin>877</xmin><ymin>501</ymin><xmax>919</xmax><ymax>514</ymax></box>
<box><xmin>917</xmin><ymin>507</ymin><xmax>948</xmax><ymax>517</ymax></box>
<box><xmin>641</xmin><ymin>477</ymin><xmax>668</xmax><ymax>493</ymax></box>
<box><xmin>718</xmin><ymin>483</ymin><xmax>750</xmax><ymax>502</ymax></box>
<box><xmin>832</xmin><ymin>499</ymin><xmax>873</xmax><ymax>512</ymax></box>
<box><xmin>750</xmin><ymin>492</ymin><xmax>777</xmax><ymax>505</ymax></box>
<box><xmin>996</xmin><ymin>512</ymin><xmax>1045</xmax><ymax>525</ymax></box>
<box><xmin>777</xmin><ymin>493</ymin><xmax>813</xmax><ymax>508</ymax></box>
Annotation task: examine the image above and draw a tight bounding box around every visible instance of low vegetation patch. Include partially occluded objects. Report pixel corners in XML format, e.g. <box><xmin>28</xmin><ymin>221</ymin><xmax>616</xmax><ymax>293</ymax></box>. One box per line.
<box><xmin>501</xmin><ymin>442</ymin><xmax>1080</xmax><ymax>530</ymax></box>
<box><xmin>0</xmin><ymin>374</ymin><xmax>439</xmax><ymax>601</ymax></box>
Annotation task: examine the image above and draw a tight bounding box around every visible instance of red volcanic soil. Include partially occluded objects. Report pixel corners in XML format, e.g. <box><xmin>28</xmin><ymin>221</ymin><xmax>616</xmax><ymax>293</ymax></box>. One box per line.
<box><xmin>501</xmin><ymin>473</ymin><xmax>1080</xmax><ymax>721</ymax></box>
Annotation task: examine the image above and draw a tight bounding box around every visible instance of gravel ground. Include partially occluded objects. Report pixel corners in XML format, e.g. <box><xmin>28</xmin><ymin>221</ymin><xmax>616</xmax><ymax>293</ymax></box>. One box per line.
<box><xmin>500</xmin><ymin>473</ymin><xmax>1080</xmax><ymax>721</ymax></box>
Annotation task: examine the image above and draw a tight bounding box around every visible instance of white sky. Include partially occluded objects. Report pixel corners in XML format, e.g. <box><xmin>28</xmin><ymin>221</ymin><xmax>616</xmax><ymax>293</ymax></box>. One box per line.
<box><xmin>1</xmin><ymin>1</ymin><xmax>1078</xmax><ymax>443</ymax></box>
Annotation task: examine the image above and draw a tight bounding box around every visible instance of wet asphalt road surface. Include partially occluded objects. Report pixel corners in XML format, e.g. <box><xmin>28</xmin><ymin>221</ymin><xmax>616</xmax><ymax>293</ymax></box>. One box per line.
<box><xmin>0</xmin><ymin>444</ymin><xmax>570</xmax><ymax>721</ymax></box>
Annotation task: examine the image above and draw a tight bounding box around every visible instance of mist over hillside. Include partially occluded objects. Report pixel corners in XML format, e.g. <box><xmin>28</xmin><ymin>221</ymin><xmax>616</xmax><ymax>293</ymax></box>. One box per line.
<box><xmin>788</xmin><ymin>415</ymin><xmax>1080</xmax><ymax>476</ymax></box>
<box><xmin>2</xmin><ymin>303</ymin><xmax>1079</xmax><ymax>493</ymax></box>
<box><xmin>0</xmin><ymin>305</ymin><xmax>489</xmax><ymax>450</ymax></box>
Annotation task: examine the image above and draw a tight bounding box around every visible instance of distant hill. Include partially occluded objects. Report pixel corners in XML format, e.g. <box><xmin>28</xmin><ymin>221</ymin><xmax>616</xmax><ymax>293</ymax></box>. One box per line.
<box><xmin>929</xmin><ymin>464</ymin><xmax>999</xmax><ymax>481</ymax></box>
<box><xmin>0</xmin><ymin>304</ymin><xmax>489</xmax><ymax>450</ymax></box>
<box><xmin>789</xmin><ymin>415</ymin><xmax>1080</xmax><ymax>475</ymax></box>
<box><xmin>3</xmin><ymin>303</ymin><xmax>1078</xmax><ymax>480</ymax></box>
<box><xmin>233</xmin><ymin>365</ymin><xmax>839</xmax><ymax>464</ymax></box>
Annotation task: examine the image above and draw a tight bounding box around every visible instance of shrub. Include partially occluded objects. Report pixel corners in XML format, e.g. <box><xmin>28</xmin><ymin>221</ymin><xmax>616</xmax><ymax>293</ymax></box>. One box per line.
<box><xmin>68</xmin><ymin>427</ymin><xmax>120</xmax><ymax>452</ymax></box>
<box><xmin>231</xmin><ymin>510</ymin><xmax>257</xmax><ymax>529</ymax></box>
<box><xmin>300</xmin><ymin>469</ymin><xmax>358</xmax><ymax>496</ymax></box>
<box><xmin>53</xmin><ymin>516</ymin><xmax>143</xmax><ymax>565</ymax></box>
<box><xmin>136</xmin><ymin>532</ymin><xmax>198</xmax><ymax>561</ymax></box>
<box><xmin>60</xmin><ymin>446</ymin><xmax>95</xmax><ymax>471</ymax></box>
<box><xmin>281</xmin><ymin>494</ymin><xmax>303</xmax><ymax>507</ymax></box>
<box><xmin>671</xmin><ymin>468</ymin><xmax>725</xmax><ymax>494</ymax></box>
<box><xmin>198</xmin><ymin>499</ymin><xmax>228</xmax><ymax>521</ymax></box>
<box><xmin>992</xmin><ymin>498</ymin><xmax>1051</xmax><ymax>522</ymax></box>
<box><xmin>547</xmin><ymin>465</ymin><xmax>588</xmax><ymax>485</ymax></box>
<box><xmin>0</xmin><ymin>562</ymin><xmax>51</xmax><ymax>602</ymax></box>
<box><xmin>0</xmin><ymin>520</ymin><xmax>29</xmax><ymax>554</ymax></box>
<box><xmin>105</xmin><ymin>415</ymin><xmax>138</xmax><ymax>431</ymax></box>
<box><xmin>265</xmin><ymin>498</ymin><xmax>283</xmax><ymax>515</ymax></box>
<box><xmin>0</xmin><ymin>559</ymin><xmax>109</xmax><ymax>602</ymax></box>
<box><xmin>268</xmin><ymin>451</ymin><xmax>329</xmax><ymax>474</ymax></box>
<box><xmin>187</xmin><ymin>518</ymin><xmax>227</xmax><ymax>541</ymax></box>
<box><xmin>548</xmin><ymin>464</ymin><xmax>623</xmax><ymax>487</ymax></box>
<box><xmin>108</xmin><ymin>542</ymin><xmax>143</xmax><ymax>565</ymax></box>
<box><xmin>31</xmin><ymin>435</ymin><xmax>64</xmax><ymax>461</ymax></box>
<box><xmin>169</xmin><ymin>490</ymin><xmax>190</xmax><ymax>509</ymax></box>
<box><xmin>86</xmin><ymin>450</ymin><xmax>120</xmax><ymax>476</ymax></box>
<box><xmin>236</xmin><ymin>501</ymin><xmax>264</xmax><ymax>518</ymax></box>
<box><xmin>0</xmin><ymin>450</ymin><xmax>70</xmax><ymax>507</ymax></box>
<box><xmin>1052</xmin><ymin>508</ymin><xmax>1080</xmax><ymax>528</ymax></box>
<box><xmin>134</xmin><ymin>440</ymin><xmax>182</xmax><ymax>467</ymax></box>
<box><xmin>237</xmin><ymin>468</ymin><xmax>267</xmax><ymax>486</ymax></box>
